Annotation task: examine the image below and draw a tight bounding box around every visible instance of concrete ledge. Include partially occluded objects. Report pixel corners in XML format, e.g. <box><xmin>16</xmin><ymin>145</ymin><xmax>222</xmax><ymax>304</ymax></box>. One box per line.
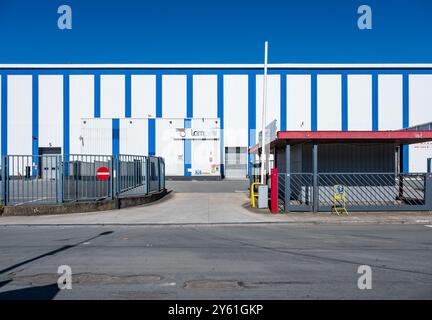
<box><xmin>1</xmin><ymin>189</ymin><xmax>168</xmax><ymax>216</ymax></box>
<box><xmin>116</xmin><ymin>189</ymin><xmax>169</xmax><ymax>209</ymax></box>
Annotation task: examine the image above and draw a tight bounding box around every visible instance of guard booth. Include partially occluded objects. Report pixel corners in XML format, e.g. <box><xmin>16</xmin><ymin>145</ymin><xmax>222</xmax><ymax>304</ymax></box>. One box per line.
<box><xmin>249</xmin><ymin>130</ymin><xmax>432</xmax><ymax>212</ymax></box>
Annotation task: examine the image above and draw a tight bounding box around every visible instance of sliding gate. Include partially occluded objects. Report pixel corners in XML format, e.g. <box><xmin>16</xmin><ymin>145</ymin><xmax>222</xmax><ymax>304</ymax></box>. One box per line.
<box><xmin>278</xmin><ymin>172</ymin><xmax>432</xmax><ymax>212</ymax></box>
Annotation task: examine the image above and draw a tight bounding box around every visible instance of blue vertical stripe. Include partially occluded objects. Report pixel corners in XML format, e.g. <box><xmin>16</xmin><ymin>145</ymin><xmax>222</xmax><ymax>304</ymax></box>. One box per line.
<box><xmin>112</xmin><ymin>118</ymin><xmax>120</xmax><ymax>156</ymax></box>
<box><xmin>1</xmin><ymin>74</ymin><xmax>6</xmax><ymax>156</ymax></box>
<box><xmin>32</xmin><ymin>74</ymin><xmax>39</xmax><ymax>176</ymax></box>
<box><xmin>341</xmin><ymin>73</ymin><xmax>348</xmax><ymax>131</ymax></box>
<box><xmin>403</xmin><ymin>73</ymin><xmax>410</xmax><ymax>173</ymax></box>
<box><xmin>187</xmin><ymin>74</ymin><xmax>193</xmax><ymax>118</ymax></box>
<box><xmin>248</xmin><ymin>73</ymin><xmax>256</xmax><ymax>175</ymax></box>
<box><xmin>217</xmin><ymin>74</ymin><xmax>224</xmax><ymax>177</ymax></box>
<box><xmin>248</xmin><ymin>73</ymin><xmax>256</xmax><ymax>147</ymax></box>
<box><xmin>148</xmin><ymin>118</ymin><xmax>156</xmax><ymax>156</ymax></box>
<box><xmin>372</xmin><ymin>73</ymin><xmax>379</xmax><ymax>131</ymax></box>
<box><xmin>125</xmin><ymin>73</ymin><xmax>131</xmax><ymax>118</ymax></box>
<box><xmin>94</xmin><ymin>74</ymin><xmax>101</xmax><ymax>118</ymax></box>
<box><xmin>280</xmin><ymin>73</ymin><xmax>287</xmax><ymax>131</ymax></box>
<box><xmin>32</xmin><ymin>75</ymin><xmax>39</xmax><ymax>167</ymax></box>
<box><xmin>156</xmin><ymin>74</ymin><xmax>162</xmax><ymax>118</ymax></box>
<box><xmin>311</xmin><ymin>73</ymin><xmax>317</xmax><ymax>131</ymax></box>
<box><xmin>184</xmin><ymin>118</ymin><xmax>192</xmax><ymax>176</ymax></box>
<box><xmin>63</xmin><ymin>75</ymin><xmax>70</xmax><ymax>156</ymax></box>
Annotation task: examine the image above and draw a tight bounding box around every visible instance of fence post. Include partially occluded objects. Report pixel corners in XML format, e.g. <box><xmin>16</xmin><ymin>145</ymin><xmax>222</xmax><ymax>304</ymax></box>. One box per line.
<box><xmin>284</xmin><ymin>144</ymin><xmax>290</xmax><ymax>213</ymax></box>
<box><xmin>158</xmin><ymin>157</ymin><xmax>162</xmax><ymax>191</ymax></box>
<box><xmin>1</xmin><ymin>156</ymin><xmax>8</xmax><ymax>206</ymax></box>
<box><xmin>57</xmin><ymin>155</ymin><xmax>64</xmax><ymax>203</ymax></box>
<box><xmin>110</xmin><ymin>156</ymin><xmax>115</xmax><ymax>199</ymax></box>
<box><xmin>146</xmin><ymin>156</ymin><xmax>150</xmax><ymax>194</ymax></box>
<box><xmin>312</xmin><ymin>142</ymin><xmax>318</xmax><ymax>213</ymax></box>
<box><xmin>425</xmin><ymin>173</ymin><xmax>432</xmax><ymax>210</ymax></box>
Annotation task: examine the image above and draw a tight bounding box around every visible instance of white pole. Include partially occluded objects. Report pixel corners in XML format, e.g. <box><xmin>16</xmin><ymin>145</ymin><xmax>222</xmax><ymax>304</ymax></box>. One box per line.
<box><xmin>260</xmin><ymin>41</ymin><xmax>268</xmax><ymax>184</ymax></box>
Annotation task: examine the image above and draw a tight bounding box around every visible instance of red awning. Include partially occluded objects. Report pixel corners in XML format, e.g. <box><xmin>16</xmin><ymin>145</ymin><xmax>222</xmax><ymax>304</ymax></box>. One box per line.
<box><xmin>249</xmin><ymin>130</ymin><xmax>432</xmax><ymax>154</ymax></box>
<box><xmin>276</xmin><ymin>130</ymin><xmax>432</xmax><ymax>143</ymax></box>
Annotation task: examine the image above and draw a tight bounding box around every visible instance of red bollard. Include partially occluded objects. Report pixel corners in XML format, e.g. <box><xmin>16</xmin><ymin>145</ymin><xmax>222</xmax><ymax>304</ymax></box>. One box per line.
<box><xmin>270</xmin><ymin>168</ymin><xmax>278</xmax><ymax>214</ymax></box>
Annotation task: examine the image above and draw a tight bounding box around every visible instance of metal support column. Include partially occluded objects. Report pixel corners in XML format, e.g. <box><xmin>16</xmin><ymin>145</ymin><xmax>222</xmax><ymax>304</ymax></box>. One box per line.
<box><xmin>312</xmin><ymin>142</ymin><xmax>318</xmax><ymax>212</ymax></box>
<box><xmin>284</xmin><ymin>144</ymin><xmax>290</xmax><ymax>213</ymax></box>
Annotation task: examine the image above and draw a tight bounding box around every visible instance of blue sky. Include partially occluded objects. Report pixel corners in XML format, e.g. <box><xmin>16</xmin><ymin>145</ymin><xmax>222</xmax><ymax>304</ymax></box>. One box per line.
<box><xmin>0</xmin><ymin>0</ymin><xmax>431</xmax><ymax>63</ymax></box>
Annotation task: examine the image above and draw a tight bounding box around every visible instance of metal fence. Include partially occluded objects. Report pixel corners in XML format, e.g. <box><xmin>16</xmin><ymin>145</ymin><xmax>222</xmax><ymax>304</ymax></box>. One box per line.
<box><xmin>0</xmin><ymin>154</ymin><xmax>165</xmax><ymax>206</ymax></box>
<box><xmin>277</xmin><ymin>172</ymin><xmax>432</xmax><ymax>212</ymax></box>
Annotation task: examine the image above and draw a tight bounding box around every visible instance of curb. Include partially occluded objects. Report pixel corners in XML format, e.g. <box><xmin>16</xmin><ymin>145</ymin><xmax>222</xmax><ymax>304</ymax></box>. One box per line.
<box><xmin>0</xmin><ymin>218</ymin><xmax>430</xmax><ymax>227</ymax></box>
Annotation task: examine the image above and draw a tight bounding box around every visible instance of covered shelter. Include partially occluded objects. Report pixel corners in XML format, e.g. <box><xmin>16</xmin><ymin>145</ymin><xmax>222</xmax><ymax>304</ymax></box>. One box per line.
<box><xmin>249</xmin><ymin>130</ymin><xmax>432</xmax><ymax>212</ymax></box>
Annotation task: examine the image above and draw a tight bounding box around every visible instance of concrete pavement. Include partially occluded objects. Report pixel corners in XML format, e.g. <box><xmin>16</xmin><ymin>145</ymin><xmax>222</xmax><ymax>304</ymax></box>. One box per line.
<box><xmin>0</xmin><ymin>224</ymin><xmax>431</xmax><ymax>299</ymax></box>
<box><xmin>0</xmin><ymin>190</ymin><xmax>431</xmax><ymax>225</ymax></box>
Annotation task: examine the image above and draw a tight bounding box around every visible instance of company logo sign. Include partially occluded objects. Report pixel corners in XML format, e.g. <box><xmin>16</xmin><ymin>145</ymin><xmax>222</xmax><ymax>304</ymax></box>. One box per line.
<box><xmin>175</xmin><ymin>128</ymin><xmax>219</xmax><ymax>140</ymax></box>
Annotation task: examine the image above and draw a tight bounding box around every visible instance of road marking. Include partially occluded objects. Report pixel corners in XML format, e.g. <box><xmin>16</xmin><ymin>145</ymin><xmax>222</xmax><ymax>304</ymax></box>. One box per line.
<box><xmin>160</xmin><ymin>282</ymin><xmax>176</xmax><ymax>286</ymax></box>
<box><xmin>425</xmin><ymin>225</ymin><xmax>432</xmax><ymax>228</ymax></box>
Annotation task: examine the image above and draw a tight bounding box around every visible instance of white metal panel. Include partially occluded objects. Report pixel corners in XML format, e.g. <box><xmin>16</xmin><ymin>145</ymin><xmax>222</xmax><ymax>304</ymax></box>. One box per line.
<box><xmin>119</xmin><ymin>118</ymin><xmax>148</xmax><ymax>156</ymax></box>
<box><xmin>223</xmin><ymin>75</ymin><xmax>248</xmax><ymax>147</ymax></box>
<box><xmin>70</xmin><ymin>75</ymin><xmax>94</xmax><ymax>154</ymax></box>
<box><xmin>256</xmin><ymin>74</ymin><xmax>280</xmax><ymax>142</ymax></box>
<box><xmin>409</xmin><ymin>142</ymin><xmax>432</xmax><ymax>173</ymax></box>
<box><xmin>8</xmin><ymin>75</ymin><xmax>32</xmax><ymax>155</ymax></box>
<box><xmin>347</xmin><ymin>74</ymin><xmax>372</xmax><ymax>130</ymax></box>
<box><xmin>193</xmin><ymin>75</ymin><xmax>217</xmax><ymax>119</ymax></box>
<box><xmin>131</xmin><ymin>75</ymin><xmax>156</xmax><ymax>118</ymax></box>
<box><xmin>100</xmin><ymin>75</ymin><xmax>125</xmax><ymax>118</ymax></box>
<box><xmin>80</xmin><ymin>119</ymin><xmax>112</xmax><ymax>155</ymax></box>
<box><xmin>156</xmin><ymin>118</ymin><xmax>184</xmax><ymax>176</ymax></box>
<box><xmin>317</xmin><ymin>74</ymin><xmax>342</xmax><ymax>130</ymax></box>
<box><xmin>409</xmin><ymin>74</ymin><xmax>432</xmax><ymax>172</ymax></box>
<box><xmin>409</xmin><ymin>75</ymin><xmax>432</xmax><ymax>127</ymax></box>
<box><xmin>378</xmin><ymin>74</ymin><xmax>403</xmax><ymax>130</ymax></box>
<box><xmin>191</xmin><ymin>118</ymin><xmax>220</xmax><ymax>176</ymax></box>
<box><xmin>162</xmin><ymin>75</ymin><xmax>187</xmax><ymax>118</ymax></box>
<box><xmin>286</xmin><ymin>75</ymin><xmax>311</xmax><ymax>130</ymax></box>
<box><xmin>39</xmin><ymin>75</ymin><xmax>63</xmax><ymax>149</ymax></box>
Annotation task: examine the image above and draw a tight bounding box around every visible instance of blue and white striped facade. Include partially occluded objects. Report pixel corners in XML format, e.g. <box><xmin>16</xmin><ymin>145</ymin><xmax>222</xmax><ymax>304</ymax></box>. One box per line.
<box><xmin>1</xmin><ymin>64</ymin><xmax>432</xmax><ymax>177</ymax></box>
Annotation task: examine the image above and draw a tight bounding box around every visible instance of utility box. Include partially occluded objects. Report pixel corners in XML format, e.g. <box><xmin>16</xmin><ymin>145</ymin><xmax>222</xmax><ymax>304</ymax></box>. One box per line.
<box><xmin>257</xmin><ymin>185</ymin><xmax>268</xmax><ymax>209</ymax></box>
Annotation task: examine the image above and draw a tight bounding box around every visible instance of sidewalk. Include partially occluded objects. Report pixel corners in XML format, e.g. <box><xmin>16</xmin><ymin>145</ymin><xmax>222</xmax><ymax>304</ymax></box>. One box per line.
<box><xmin>0</xmin><ymin>192</ymin><xmax>431</xmax><ymax>226</ymax></box>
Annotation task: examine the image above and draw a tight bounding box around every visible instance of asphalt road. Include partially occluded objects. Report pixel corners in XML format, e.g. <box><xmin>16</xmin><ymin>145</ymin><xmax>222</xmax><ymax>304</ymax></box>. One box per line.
<box><xmin>0</xmin><ymin>224</ymin><xmax>431</xmax><ymax>299</ymax></box>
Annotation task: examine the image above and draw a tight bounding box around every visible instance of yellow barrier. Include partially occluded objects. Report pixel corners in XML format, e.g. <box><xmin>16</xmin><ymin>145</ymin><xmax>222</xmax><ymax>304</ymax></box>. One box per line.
<box><xmin>332</xmin><ymin>184</ymin><xmax>349</xmax><ymax>215</ymax></box>
<box><xmin>250</xmin><ymin>182</ymin><xmax>263</xmax><ymax>208</ymax></box>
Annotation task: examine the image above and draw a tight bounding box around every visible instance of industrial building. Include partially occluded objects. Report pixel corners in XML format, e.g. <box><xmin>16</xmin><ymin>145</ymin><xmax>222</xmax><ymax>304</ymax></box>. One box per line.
<box><xmin>0</xmin><ymin>64</ymin><xmax>432</xmax><ymax>179</ymax></box>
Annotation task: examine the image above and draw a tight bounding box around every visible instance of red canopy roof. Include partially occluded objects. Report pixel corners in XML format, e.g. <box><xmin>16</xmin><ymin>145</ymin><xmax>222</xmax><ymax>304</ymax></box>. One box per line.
<box><xmin>277</xmin><ymin>130</ymin><xmax>432</xmax><ymax>142</ymax></box>
<box><xmin>249</xmin><ymin>130</ymin><xmax>432</xmax><ymax>154</ymax></box>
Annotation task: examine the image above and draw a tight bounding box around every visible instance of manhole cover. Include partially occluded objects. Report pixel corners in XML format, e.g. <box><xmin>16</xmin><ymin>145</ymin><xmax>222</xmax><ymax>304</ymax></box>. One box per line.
<box><xmin>184</xmin><ymin>280</ymin><xmax>243</xmax><ymax>289</ymax></box>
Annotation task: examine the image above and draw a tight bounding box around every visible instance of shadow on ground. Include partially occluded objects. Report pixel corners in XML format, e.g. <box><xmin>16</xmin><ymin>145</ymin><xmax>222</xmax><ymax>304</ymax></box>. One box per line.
<box><xmin>0</xmin><ymin>283</ymin><xmax>60</xmax><ymax>300</ymax></box>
